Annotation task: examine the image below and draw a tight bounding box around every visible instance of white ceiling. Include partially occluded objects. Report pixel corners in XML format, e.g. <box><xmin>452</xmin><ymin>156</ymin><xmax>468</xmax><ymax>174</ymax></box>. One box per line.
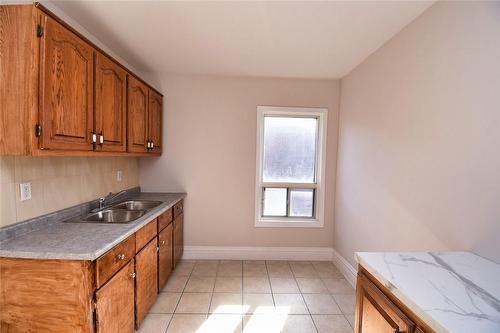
<box><xmin>51</xmin><ymin>1</ymin><xmax>434</xmax><ymax>79</ymax></box>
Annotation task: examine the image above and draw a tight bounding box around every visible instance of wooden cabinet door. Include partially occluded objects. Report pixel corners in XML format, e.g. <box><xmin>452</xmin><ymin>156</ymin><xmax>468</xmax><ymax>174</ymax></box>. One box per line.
<box><xmin>158</xmin><ymin>223</ymin><xmax>173</xmax><ymax>291</ymax></box>
<box><xmin>355</xmin><ymin>272</ymin><xmax>415</xmax><ymax>333</ymax></box>
<box><xmin>127</xmin><ymin>76</ymin><xmax>148</xmax><ymax>153</ymax></box>
<box><xmin>39</xmin><ymin>14</ymin><xmax>94</xmax><ymax>151</ymax></box>
<box><xmin>135</xmin><ymin>238</ymin><xmax>158</xmax><ymax>328</ymax></box>
<box><xmin>95</xmin><ymin>52</ymin><xmax>127</xmax><ymax>152</ymax></box>
<box><xmin>173</xmin><ymin>213</ymin><xmax>183</xmax><ymax>267</ymax></box>
<box><xmin>95</xmin><ymin>260</ymin><xmax>135</xmax><ymax>333</ymax></box>
<box><xmin>148</xmin><ymin>89</ymin><xmax>162</xmax><ymax>153</ymax></box>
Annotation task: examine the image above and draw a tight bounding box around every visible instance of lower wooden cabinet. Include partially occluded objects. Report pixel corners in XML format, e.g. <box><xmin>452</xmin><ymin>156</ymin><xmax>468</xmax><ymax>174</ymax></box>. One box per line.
<box><xmin>173</xmin><ymin>212</ymin><xmax>184</xmax><ymax>267</ymax></box>
<box><xmin>158</xmin><ymin>223</ymin><xmax>173</xmax><ymax>291</ymax></box>
<box><xmin>0</xmin><ymin>200</ymin><xmax>184</xmax><ymax>332</ymax></box>
<box><xmin>95</xmin><ymin>260</ymin><xmax>135</xmax><ymax>333</ymax></box>
<box><xmin>356</xmin><ymin>270</ymin><xmax>427</xmax><ymax>333</ymax></box>
<box><xmin>135</xmin><ymin>238</ymin><xmax>159</xmax><ymax>328</ymax></box>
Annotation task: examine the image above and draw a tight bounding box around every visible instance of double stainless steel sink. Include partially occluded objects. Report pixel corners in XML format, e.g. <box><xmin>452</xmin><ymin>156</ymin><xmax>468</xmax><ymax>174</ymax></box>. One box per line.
<box><xmin>68</xmin><ymin>200</ymin><xmax>162</xmax><ymax>224</ymax></box>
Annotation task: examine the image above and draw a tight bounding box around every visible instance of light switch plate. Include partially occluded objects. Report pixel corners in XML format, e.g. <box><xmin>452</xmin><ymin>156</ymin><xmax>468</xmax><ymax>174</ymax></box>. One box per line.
<box><xmin>116</xmin><ymin>170</ymin><xmax>123</xmax><ymax>182</ymax></box>
<box><xmin>20</xmin><ymin>182</ymin><xmax>32</xmax><ymax>201</ymax></box>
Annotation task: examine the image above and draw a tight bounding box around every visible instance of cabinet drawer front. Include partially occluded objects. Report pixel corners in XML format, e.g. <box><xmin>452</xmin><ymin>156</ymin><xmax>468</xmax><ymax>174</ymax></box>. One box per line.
<box><xmin>95</xmin><ymin>260</ymin><xmax>135</xmax><ymax>333</ymax></box>
<box><xmin>356</xmin><ymin>272</ymin><xmax>415</xmax><ymax>333</ymax></box>
<box><xmin>158</xmin><ymin>208</ymin><xmax>173</xmax><ymax>232</ymax></box>
<box><xmin>96</xmin><ymin>235</ymin><xmax>135</xmax><ymax>288</ymax></box>
<box><xmin>136</xmin><ymin>219</ymin><xmax>158</xmax><ymax>252</ymax></box>
<box><xmin>173</xmin><ymin>201</ymin><xmax>183</xmax><ymax>218</ymax></box>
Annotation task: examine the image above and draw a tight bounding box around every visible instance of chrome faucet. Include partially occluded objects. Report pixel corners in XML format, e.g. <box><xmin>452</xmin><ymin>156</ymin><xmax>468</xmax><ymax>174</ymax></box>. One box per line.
<box><xmin>96</xmin><ymin>190</ymin><xmax>128</xmax><ymax>210</ymax></box>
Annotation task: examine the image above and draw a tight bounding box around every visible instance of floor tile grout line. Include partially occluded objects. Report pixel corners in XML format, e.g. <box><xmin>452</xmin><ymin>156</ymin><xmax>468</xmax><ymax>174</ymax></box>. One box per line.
<box><xmin>165</xmin><ymin>261</ymin><xmax>195</xmax><ymax>332</ymax></box>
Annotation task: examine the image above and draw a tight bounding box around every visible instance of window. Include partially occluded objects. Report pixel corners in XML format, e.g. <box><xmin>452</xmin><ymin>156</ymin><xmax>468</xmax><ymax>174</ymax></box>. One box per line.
<box><xmin>255</xmin><ymin>106</ymin><xmax>327</xmax><ymax>227</ymax></box>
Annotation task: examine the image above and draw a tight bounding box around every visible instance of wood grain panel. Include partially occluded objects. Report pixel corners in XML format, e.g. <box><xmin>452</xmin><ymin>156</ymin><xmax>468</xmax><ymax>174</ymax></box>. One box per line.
<box><xmin>135</xmin><ymin>238</ymin><xmax>158</xmax><ymax>328</ymax></box>
<box><xmin>0</xmin><ymin>6</ymin><xmax>36</xmax><ymax>155</ymax></box>
<box><xmin>173</xmin><ymin>213</ymin><xmax>184</xmax><ymax>267</ymax></box>
<box><xmin>39</xmin><ymin>13</ymin><xmax>94</xmax><ymax>151</ymax></box>
<box><xmin>158</xmin><ymin>208</ymin><xmax>173</xmax><ymax>232</ymax></box>
<box><xmin>158</xmin><ymin>223</ymin><xmax>173</xmax><ymax>291</ymax></box>
<box><xmin>127</xmin><ymin>75</ymin><xmax>148</xmax><ymax>153</ymax></box>
<box><xmin>95</xmin><ymin>51</ymin><xmax>127</xmax><ymax>152</ymax></box>
<box><xmin>148</xmin><ymin>89</ymin><xmax>162</xmax><ymax>153</ymax></box>
<box><xmin>95</xmin><ymin>234</ymin><xmax>135</xmax><ymax>288</ymax></box>
<box><xmin>173</xmin><ymin>200</ymin><xmax>183</xmax><ymax>218</ymax></box>
<box><xmin>136</xmin><ymin>218</ymin><xmax>158</xmax><ymax>252</ymax></box>
<box><xmin>95</xmin><ymin>260</ymin><xmax>135</xmax><ymax>333</ymax></box>
<box><xmin>0</xmin><ymin>258</ymin><xmax>94</xmax><ymax>332</ymax></box>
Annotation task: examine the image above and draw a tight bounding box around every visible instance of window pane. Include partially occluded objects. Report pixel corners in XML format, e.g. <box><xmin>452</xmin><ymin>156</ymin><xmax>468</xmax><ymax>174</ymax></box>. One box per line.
<box><xmin>290</xmin><ymin>189</ymin><xmax>314</xmax><ymax>217</ymax></box>
<box><xmin>263</xmin><ymin>188</ymin><xmax>287</xmax><ymax>216</ymax></box>
<box><xmin>263</xmin><ymin>117</ymin><xmax>317</xmax><ymax>183</ymax></box>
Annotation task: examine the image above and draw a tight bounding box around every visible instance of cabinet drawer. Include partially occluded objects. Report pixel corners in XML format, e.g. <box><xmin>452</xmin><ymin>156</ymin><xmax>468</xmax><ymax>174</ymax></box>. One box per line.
<box><xmin>158</xmin><ymin>208</ymin><xmax>173</xmax><ymax>232</ymax></box>
<box><xmin>173</xmin><ymin>201</ymin><xmax>183</xmax><ymax>218</ymax></box>
<box><xmin>136</xmin><ymin>219</ymin><xmax>158</xmax><ymax>252</ymax></box>
<box><xmin>96</xmin><ymin>235</ymin><xmax>136</xmax><ymax>288</ymax></box>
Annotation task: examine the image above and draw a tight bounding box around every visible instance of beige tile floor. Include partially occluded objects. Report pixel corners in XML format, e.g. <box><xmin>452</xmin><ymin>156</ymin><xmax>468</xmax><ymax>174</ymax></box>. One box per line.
<box><xmin>137</xmin><ymin>260</ymin><xmax>354</xmax><ymax>333</ymax></box>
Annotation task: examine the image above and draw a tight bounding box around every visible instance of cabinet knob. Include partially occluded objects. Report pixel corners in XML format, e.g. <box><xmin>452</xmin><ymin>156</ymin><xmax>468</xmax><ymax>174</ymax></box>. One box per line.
<box><xmin>157</xmin><ymin>246</ymin><xmax>160</xmax><ymax>252</ymax></box>
<box><xmin>130</xmin><ymin>272</ymin><xmax>136</xmax><ymax>279</ymax></box>
<box><xmin>151</xmin><ymin>142</ymin><xmax>154</xmax><ymax>148</ymax></box>
<box><xmin>161</xmin><ymin>240</ymin><xmax>165</xmax><ymax>245</ymax></box>
<box><xmin>117</xmin><ymin>253</ymin><xmax>126</xmax><ymax>260</ymax></box>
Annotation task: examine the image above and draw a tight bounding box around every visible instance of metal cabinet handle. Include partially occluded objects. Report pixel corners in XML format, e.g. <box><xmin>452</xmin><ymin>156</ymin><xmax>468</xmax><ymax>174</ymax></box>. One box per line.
<box><xmin>151</xmin><ymin>141</ymin><xmax>154</xmax><ymax>149</ymax></box>
<box><xmin>161</xmin><ymin>240</ymin><xmax>165</xmax><ymax>245</ymax></box>
<box><xmin>99</xmin><ymin>134</ymin><xmax>104</xmax><ymax>145</ymax></box>
<box><xmin>157</xmin><ymin>246</ymin><xmax>160</xmax><ymax>252</ymax></box>
<box><xmin>130</xmin><ymin>272</ymin><xmax>136</xmax><ymax>279</ymax></box>
<box><xmin>117</xmin><ymin>253</ymin><xmax>126</xmax><ymax>260</ymax></box>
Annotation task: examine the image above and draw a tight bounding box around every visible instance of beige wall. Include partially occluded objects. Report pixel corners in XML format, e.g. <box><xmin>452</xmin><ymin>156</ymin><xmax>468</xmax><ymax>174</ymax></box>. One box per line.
<box><xmin>140</xmin><ymin>74</ymin><xmax>340</xmax><ymax>247</ymax></box>
<box><xmin>0</xmin><ymin>156</ymin><xmax>139</xmax><ymax>227</ymax></box>
<box><xmin>335</xmin><ymin>1</ymin><xmax>500</xmax><ymax>265</ymax></box>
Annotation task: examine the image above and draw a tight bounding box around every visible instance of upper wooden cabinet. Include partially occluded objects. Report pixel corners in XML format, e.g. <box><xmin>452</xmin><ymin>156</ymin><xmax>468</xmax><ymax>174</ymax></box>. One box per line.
<box><xmin>95</xmin><ymin>52</ymin><xmax>127</xmax><ymax>152</ymax></box>
<box><xmin>127</xmin><ymin>76</ymin><xmax>149</xmax><ymax>153</ymax></box>
<box><xmin>39</xmin><ymin>14</ymin><xmax>94</xmax><ymax>151</ymax></box>
<box><xmin>0</xmin><ymin>4</ymin><xmax>163</xmax><ymax>156</ymax></box>
<box><xmin>148</xmin><ymin>89</ymin><xmax>163</xmax><ymax>154</ymax></box>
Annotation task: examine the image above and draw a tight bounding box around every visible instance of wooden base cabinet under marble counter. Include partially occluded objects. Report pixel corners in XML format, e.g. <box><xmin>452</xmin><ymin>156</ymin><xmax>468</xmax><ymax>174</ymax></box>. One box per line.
<box><xmin>0</xmin><ymin>201</ymin><xmax>184</xmax><ymax>333</ymax></box>
<box><xmin>355</xmin><ymin>267</ymin><xmax>432</xmax><ymax>333</ymax></box>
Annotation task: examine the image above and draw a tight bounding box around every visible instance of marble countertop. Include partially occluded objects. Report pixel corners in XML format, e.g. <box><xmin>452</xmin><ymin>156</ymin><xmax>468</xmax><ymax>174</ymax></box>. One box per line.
<box><xmin>0</xmin><ymin>192</ymin><xmax>186</xmax><ymax>260</ymax></box>
<box><xmin>355</xmin><ymin>252</ymin><xmax>500</xmax><ymax>333</ymax></box>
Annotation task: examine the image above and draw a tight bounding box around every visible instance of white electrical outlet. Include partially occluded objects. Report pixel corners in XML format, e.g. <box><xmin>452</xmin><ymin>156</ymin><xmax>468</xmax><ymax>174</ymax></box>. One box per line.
<box><xmin>117</xmin><ymin>170</ymin><xmax>123</xmax><ymax>182</ymax></box>
<box><xmin>20</xmin><ymin>182</ymin><xmax>32</xmax><ymax>201</ymax></box>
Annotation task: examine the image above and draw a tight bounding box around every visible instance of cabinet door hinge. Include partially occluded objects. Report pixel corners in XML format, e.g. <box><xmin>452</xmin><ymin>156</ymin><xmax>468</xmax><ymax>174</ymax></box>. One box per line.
<box><xmin>35</xmin><ymin>124</ymin><xmax>42</xmax><ymax>137</ymax></box>
<box><xmin>36</xmin><ymin>25</ymin><xmax>44</xmax><ymax>38</ymax></box>
<box><xmin>93</xmin><ymin>301</ymin><xmax>98</xmax><ymax>328</ymax></box>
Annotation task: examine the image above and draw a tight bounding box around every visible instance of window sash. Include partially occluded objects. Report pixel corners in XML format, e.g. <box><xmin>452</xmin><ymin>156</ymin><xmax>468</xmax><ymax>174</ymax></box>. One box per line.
<box><xmin>262</xmin><ymin>115</ymin><xmax>320</xmax><ymax>184</ymax></box>
<box><xmin>261</xmin><ymin>186</ymin><xmax>316</xmax><ymax>218</ymax></box>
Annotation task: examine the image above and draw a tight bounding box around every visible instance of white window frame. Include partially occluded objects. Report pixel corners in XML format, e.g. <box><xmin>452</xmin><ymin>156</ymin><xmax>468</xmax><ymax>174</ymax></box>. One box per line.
<box><xmin>255</xmin><ymin>106</ymin><xmax>328</xmax><ymax>228</ymax></box>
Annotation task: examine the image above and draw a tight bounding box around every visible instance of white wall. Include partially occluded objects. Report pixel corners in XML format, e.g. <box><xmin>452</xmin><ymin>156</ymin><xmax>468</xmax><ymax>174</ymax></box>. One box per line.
<box><xmin>335</xmin><ymin>1</ymin><xmax>500</xmax><ymax>265</ymax></box>
<box><xmin>140</xmin><ymin>74</ymin><xmax>340</xmax><ymax>247</ymax></box>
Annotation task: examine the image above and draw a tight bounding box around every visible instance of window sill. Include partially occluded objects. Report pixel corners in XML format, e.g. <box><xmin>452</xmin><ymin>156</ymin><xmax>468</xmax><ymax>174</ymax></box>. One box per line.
<box><xmin>255</xmin><ymin>218</ymin><xmax>324</xmax><ymax>228</ymax></box>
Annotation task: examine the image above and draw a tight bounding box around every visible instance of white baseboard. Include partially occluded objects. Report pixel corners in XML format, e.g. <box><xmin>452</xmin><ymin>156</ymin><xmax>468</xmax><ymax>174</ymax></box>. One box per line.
<box><xmin>331</xmin><ymin>248</ymin><xmax>357</xmax><ymax>287</ymax></box>
<box><xmin>183</xmin><ymin>246</ymin><xmax>334</xmax><ymax>261</ymax></box>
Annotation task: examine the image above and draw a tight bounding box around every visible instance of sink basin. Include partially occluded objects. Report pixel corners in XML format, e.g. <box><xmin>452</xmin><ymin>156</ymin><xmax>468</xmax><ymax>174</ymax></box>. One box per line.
<box><xmin>111</xmin><ymin>200</ymin><xmax>162</xmax><ymax>211</ymax></box>
<box><xmin>80</xmin><ymin>209</ymin><xmax>145</xmax><ymax>223</ymax></box>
